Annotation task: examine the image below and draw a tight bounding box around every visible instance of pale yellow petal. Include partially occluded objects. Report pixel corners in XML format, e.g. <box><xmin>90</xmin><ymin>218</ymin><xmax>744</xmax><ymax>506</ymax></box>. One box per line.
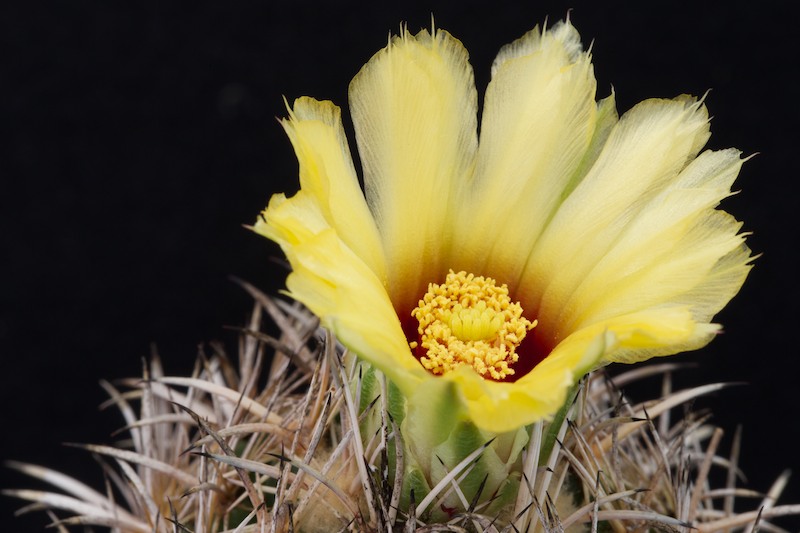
<box><xmin>281</xmin><ymin>97</ymin><xmax>386</xmax><ymax>281</ymax></box>
<box><xmin>564</xmin><ymin>93</ymin><xmax>619</xmax><ymax>198</ymax></box>
<box><xmin>521</xmin><ymin>96</ymin><xmax>712</xmax><ymax>333</ymax></box>
<box><xmin>456</xmin><ymin>303</ymin><xmax>703</xmax><ymax>433</ymax></box>
<box><xmin>285</xmin><ymin>230</ymin><xmax>426</xmax><ymax>389</ymax></box>
<box><xmin>490</xmin><ymin>20</ymin><xmax>585</xmax><ymax>75</ymax></box>
<box><xmin>349</xmin><ymin>26</ymin><xmax>478</xmax><ymax>309</ymax></box>
<box><xmin>529</xmin><ymin>306</ymin><xmax>704</xmax><ymax>375</ymax></box>
<box><xmin>672</xmin><ymin>230</ymin><xmax>752</xmax><ymax>324</ymax></box>
<box><xmin>255</xmin><ymin>189</ymin><xmax>425</xmax><ymax>390</ymax></box>
<box><xmin>455</xmin><ymin>21</ymin><xmax>599</xmax><ymax>284</ymax></box>
<box><xmin>578</xmin><ymin>307</ymin><xmax>719</xmax><ymax>365</ymax></box>
<box><xmin>445</xmin><ymin>330</ymin><xmax>610</xmax><ymax>433</ymax></box>
<box><xmin>254</xmin><ymin>191</ymin><xmax>327</xmax><ymax>245</ymax></box>
<box><xmin>556</xmin><ymin>149</ymin><xmax>751</xmax><ymax>338</ymax></box>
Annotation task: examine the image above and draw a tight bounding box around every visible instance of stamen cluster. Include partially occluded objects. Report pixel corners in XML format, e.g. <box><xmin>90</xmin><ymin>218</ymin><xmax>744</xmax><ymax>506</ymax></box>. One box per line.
<box><xmin>410</xmin><ymin>270</ymin><xmax>536</xmax><ymax>380</ymax></box>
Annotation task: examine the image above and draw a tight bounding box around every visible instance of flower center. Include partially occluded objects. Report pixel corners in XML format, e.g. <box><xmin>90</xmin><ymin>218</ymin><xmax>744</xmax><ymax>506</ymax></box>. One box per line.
<box><xmin>409</xmin><ymin>270</ymin><xmax>537</xmax><ymax>380</ymax></box>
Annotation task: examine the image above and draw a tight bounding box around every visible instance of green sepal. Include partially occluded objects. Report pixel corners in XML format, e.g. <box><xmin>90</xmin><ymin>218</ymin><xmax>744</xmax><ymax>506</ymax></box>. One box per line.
<box><xmin>429</xmin><ymin>419</ymin><xmax>487</xmax><ymax>506</ymax></box>
<box><xmin>400</xmin><ymin>377</ymin><xmax>529</xmax><ymax>521</ymax></box>
<box><xmin>352</xmin><ymin>362</ymin><xmax>532</xmax><ymax>523</ymax></box>
<box><xmin>353</xmin><ymin>362</ymin><xmax>408</xmax><ymax>492</ymax></box>
<box><xmin>400</xmin><ymin>467</ymin><xmax>432</xmax><ymax>513</ymax></box>
<box><xmin>356</xmin><ymin>363</ymin><xmax>406</xmax><ymax>421</ymax></box>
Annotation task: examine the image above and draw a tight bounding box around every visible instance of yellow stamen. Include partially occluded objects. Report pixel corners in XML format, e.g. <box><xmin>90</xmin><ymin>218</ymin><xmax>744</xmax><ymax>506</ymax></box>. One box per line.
<box><xmin>411</xmin><ymin>270</ymin><xmax>536</xmax><ymax>380</ymax></box>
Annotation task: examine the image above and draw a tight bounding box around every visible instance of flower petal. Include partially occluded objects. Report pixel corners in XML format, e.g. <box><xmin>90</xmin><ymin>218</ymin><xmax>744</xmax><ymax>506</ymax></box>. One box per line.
<box><xmin>446</xmin><ymin>300</ymin><xmax>707</xmax><ymax>433</ymax></box>
<box><xmin>259</xmin><ymin>193</ymin><xmax>425</xmax><ymax>391</ymax></box>
<box><xmin>288</xmin><ymin>233</ymin><xmax>424</xmax><ymax>387</ymax></box>
<box><xmin>569</xmin><ymin>306</ymin><xmax>720</xmax><ymax>365</ymax></box>
<box><xmin>278</xmin><ymin>97</ymin><xmax>386</xmax><ymax>281</ymax></box>
<box><xmin>560</xmin><ymin>149</ymin><xmax>752</xmax><ymax>344</ymax></box>
<box><xmin>521</xmin><ymin>96</ymin><xmax>713</xmax><ymax>341</ymax></box>
<box><xmin>349</xmin><ymin>26</ymin><xmax>478</xmax><ymax>308</ymax></box>
<box><xmin>444</xmin><ymin>331</ymin><xmax>610</xmax><ymax>433</ymax></box>
<box><xmin>456</xmin><ymin>21</ymin><xmax>599</xmax><ymax>284</ymax></box>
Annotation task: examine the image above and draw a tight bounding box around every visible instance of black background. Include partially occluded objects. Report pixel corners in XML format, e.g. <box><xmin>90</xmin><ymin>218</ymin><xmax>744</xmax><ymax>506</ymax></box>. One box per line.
<box><xmin>3</xmin><ymin>2</ymin><xmax>799</xmax><ymax>531</ymax></box>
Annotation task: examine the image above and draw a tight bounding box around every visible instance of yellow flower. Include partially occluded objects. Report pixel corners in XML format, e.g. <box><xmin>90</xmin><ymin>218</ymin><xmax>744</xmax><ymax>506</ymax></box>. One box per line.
<box><xmin>255</xmin><ymin>21</ymin><xmax>752</xmax><ymax>434</ymax></box>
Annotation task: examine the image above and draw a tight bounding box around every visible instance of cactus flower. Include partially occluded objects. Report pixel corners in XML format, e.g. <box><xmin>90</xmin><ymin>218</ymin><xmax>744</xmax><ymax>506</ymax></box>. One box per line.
<box><xmin>255</xmin><ymin>20</ymin><xmax>751</xmax><ymax>435</ymax></box>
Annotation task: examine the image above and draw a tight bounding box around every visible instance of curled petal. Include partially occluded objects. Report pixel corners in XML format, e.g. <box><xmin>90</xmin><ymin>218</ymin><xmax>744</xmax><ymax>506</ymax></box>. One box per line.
<box><xmin>278</xmin><ymin>97</ymin><xmax>386</xmax><ymax>280</ymax></box>
<box><xmin>257</xmin><ymin>192</ymin><xmax>425</xmax><ymax>392</ymax></box>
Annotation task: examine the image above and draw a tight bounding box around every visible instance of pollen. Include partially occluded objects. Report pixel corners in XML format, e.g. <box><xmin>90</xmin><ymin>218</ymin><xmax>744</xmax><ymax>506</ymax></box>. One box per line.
<box><xmin>410</xmin><ymin>270</ymin><xmax>536</xmax><ymax>380</ymax></box>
